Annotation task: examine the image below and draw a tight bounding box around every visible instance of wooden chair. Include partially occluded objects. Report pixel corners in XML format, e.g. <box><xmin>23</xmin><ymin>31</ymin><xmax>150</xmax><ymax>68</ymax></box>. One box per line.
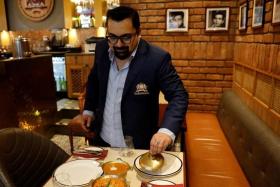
<box><xmin>68</xmin><ymin>92</ymin><xmax>95</xmax><ymax>153</ymax></box>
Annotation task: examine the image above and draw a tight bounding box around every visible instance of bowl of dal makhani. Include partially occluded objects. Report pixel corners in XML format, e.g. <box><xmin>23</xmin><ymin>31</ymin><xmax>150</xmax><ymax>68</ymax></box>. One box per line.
<box><xmin>101</xmin><ymin>159</ymin><xmax>131</xmax><ymax>177</ymax></box>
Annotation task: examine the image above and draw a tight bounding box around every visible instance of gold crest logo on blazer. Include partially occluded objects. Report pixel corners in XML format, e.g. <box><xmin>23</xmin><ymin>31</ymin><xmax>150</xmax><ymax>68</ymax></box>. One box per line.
<box><xmin>134</xmin><ymin>82</ymin><xmax>149</xmax><ymax>95</ymax></box>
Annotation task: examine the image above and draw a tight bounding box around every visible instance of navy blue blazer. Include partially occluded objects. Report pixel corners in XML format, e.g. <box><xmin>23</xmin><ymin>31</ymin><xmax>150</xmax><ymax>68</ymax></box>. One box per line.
<box><xmin>84</xmin><ymin>39</ymin><xmax>188</xmax><ymax>149</ymax></box>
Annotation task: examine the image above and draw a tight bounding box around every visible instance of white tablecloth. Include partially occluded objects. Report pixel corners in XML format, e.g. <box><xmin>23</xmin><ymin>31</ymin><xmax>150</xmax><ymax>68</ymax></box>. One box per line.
<box><xmin>44</xmin><ymin>147</ymin><xmax>185</xmax><ymax>187</ymax></box>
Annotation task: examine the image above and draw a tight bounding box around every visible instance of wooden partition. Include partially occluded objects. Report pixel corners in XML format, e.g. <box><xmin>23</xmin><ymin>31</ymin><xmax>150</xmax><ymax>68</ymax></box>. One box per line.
<box><xmin>0</xmin><ymin>55</ymin><xmax>57</xmax><ymax>130</ymax></box>
<box><xmin>0</xmin><ymin>0</ymin><xmax>7</xmax><ymax>30</ymax></box>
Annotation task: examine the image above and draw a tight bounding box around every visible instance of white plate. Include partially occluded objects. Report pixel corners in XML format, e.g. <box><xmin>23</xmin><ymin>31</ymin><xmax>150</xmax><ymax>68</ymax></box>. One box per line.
<box><xmin>134</xmin><ymin>152</ymin><xmax>182</xmax><ymax>177</ymax></box>
<box><xmin>150</xmin><ymin>179</ymin><xmax>176</xmax><ymax>185</ymax></box>
<box><xmin>53</xmin><ymin>159</ymin><xmax>103</xmax><ymax>186</ymax></box>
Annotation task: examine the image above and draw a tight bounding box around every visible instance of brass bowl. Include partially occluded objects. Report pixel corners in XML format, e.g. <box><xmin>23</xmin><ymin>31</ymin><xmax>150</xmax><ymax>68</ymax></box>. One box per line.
<box><xmin>139</xmin><ymin>152</ymin><xmax>164</xmax><ymax>172</ymax></box>
<box><xmin>102</xmin><ymin>159</ymin><xmax>131</xmax><ymax>177</ymax></box>
<box><xmin>91</xmin><ymin>175</ymin><xmax>127</xmax><ymax>187</ymax></box>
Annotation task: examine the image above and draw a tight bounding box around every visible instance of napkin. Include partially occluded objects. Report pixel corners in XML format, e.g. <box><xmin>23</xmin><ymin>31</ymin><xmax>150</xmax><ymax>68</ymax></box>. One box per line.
<box><xmin>72</xmin><ymin>149</ymin><xmax>108</xmax><ymax>160</ymax></box>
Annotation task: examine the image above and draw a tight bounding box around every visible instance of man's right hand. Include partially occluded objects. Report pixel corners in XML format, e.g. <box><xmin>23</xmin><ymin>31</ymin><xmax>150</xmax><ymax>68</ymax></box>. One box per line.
<box><xmin>80</xmin><ymin>114</ymin><xmax>94</xmax><ymax>132</ymax></box>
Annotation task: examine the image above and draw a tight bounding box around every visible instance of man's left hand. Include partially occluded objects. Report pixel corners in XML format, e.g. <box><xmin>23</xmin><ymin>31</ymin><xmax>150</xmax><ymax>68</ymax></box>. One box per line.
<box><xmin>150</xmin><ymin>132</ymin><xmax>172</xmax><ymax>155</ymax></box>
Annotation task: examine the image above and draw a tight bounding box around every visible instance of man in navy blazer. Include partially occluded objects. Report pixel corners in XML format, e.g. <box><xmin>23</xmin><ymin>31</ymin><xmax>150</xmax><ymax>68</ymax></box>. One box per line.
<box><xmin>81</xmin><ymin>6</ymin><xmax>188</xmax><ymax>154</ymax></box>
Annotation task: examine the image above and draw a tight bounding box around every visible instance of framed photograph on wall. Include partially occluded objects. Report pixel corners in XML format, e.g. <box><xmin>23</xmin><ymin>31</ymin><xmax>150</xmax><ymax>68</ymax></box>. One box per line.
<box><xmin>206</xmin><ymin>7</ymin><xmax>229</xmax><ymax>31</ymax></box>
<box><xmin>272</xmin><ymin>0</ymin><xmax>280</xmax><ymax>24</ymax></box>
<box><xmin>239</xmin><ymin>1</ymin><xmax>248</xmax><ymax>30</ymax></box>
<box><xmin>166</xmin><ymin>9</ymin><xmax>188</xmax><ymax>32</ymax></box>
<box><xmin>252</xmin><ymin>0</ymin><xmax>265</xmax><ymax>28</ymax></box>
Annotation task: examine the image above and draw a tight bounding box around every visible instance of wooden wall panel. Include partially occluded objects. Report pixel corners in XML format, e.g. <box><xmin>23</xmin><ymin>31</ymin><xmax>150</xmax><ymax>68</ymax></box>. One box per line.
<box><xmin>234</xmin><ymin>64</ymin><xmax>243</xmax><ymax>86</ymax></box>
<box><xmin>272</xmin><ymin>80</ymin><xmax>280</xmax><ymax>114</ymax></box>
<box><xmin>0</xmin><ymin>0</ymin><xmax>7</xmax><ymax>30</ymax></box>
<box><xmin>255</xmin><ymin>73</ymin><xmax>273</xmax><ymax>106</ymax></box>
<box><xmin>243</xmin><ymin>68</ymin><xmax>255</xmax><ymax>94</ymax></box>
<box><xmin>234</xmin><ymin>0</ymin><xmax>280</xmax><ymax>136</ymax></box>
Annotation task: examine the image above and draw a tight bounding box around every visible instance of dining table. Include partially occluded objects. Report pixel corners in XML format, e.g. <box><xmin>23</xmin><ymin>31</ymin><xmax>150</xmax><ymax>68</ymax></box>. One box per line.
<box><xmin>44</xmin><ymin>147</ymin><xmax>186</xmax><ymax>187</ymax></box>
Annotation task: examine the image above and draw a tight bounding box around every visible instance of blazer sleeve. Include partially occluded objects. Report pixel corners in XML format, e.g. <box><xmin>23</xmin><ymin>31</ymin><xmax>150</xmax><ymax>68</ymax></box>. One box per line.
<box><xmin>158</xmin><ymin>53</ymin><xmax>188</xmax><ymax>135</ymax></box>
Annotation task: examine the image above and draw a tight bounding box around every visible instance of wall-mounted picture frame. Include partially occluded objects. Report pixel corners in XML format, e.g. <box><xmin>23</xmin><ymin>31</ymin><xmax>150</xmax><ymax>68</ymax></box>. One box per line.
<box><xmin>252</xmin><ymin>0</ymin><xmax>265</xmax><ymax>28</ymax></box>
<box><xmin>166</xmin><ymin>9</ymin><xmax>188</xmax><ymax>32</ymax></box>
<box><xmin>272</xmin><ymin>0</ymin><xmax>280</xmax><ymax>24</ymax></box>
<box><xmin>206</xmin><ymin>7</ymin><xmax>229</xmax><ymax>31</ymax></box>
<box><xmin>239</xmin><ymin>1</ymin><xmax>248</xmax><ymax>30</ymax></box>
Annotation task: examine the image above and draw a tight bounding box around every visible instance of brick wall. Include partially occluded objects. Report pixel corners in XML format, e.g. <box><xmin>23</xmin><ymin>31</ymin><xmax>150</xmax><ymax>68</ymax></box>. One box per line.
<box><xmin>121</xmin><ymin>0</ymin><xmax>238</xmax><ymax>112</ymax></box>
<box><xmin>234</xmin><ymin>0</ymin><xmax>280</xmax><ymax>135</ymax></box>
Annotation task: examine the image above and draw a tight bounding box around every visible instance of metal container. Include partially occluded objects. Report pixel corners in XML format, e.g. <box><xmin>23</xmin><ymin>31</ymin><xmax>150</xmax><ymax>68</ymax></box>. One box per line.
<box><xmin>139</xmin><ymin>152</ymin><xmax>164</xmax><ymax>172</ymax></box>
<box><xmin>14</xmin><ymin>36</ymin><xmax>32</xmax><ymax>58</ymax></box>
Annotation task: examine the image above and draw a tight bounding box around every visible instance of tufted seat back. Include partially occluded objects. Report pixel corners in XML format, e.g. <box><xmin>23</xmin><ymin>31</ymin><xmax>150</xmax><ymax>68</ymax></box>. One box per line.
<box><xmin>217</xmin><ymin>91</ymin><xmax>280</xmax><ymax>187</ymax></box>
<box><xmin>0</xmin><ymin>128</ymin><xmax>70</xmax><ymax>187</ymax></box>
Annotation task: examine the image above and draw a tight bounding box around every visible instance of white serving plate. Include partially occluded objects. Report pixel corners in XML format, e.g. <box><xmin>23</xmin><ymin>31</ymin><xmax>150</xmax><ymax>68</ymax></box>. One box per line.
<box><xmin>134</xmin><ymin>152</ymin><xmax>182</xmax><ymax>178</ymax></box>
<box><xmin>53</xmin><ymin>159</ymin><xmax>103</xmax><ymax>186</ymax></box>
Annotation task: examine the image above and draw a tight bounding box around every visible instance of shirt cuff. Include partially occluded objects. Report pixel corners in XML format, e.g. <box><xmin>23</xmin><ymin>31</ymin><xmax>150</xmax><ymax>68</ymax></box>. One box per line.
<box><xmin>82</xmin><ymin>110</ymin><xmax>94</xmax><ymax>117</ymax></box>
<box><xmin>158</xmin><ymin>128</ymin><xmax>176</xmax><ymax>144</ymax></box>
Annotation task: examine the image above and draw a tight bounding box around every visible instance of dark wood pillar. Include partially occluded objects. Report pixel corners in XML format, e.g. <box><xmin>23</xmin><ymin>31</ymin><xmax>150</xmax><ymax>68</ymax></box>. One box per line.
<box><xmin>0</xmin><ymin>55</ymin><xmax>57</xmax><ymax>130</ymax></box>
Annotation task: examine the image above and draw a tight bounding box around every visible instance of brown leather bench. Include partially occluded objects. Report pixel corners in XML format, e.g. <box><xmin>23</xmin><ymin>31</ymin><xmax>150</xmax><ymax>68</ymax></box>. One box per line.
<box><xmin>186</xmin><ymin>112</ymin><xmax>250</xmax><ymax>187</ymax></box>
<box><xmin>185</xmin><ymin>91</ymin><xmax>280</xmax><ymax>187</ymax></box>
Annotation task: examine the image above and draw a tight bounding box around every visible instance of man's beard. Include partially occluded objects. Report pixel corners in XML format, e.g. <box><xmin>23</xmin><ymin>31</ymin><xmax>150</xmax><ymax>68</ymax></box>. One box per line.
<box><xmin>113</xmin><ymin>46</ymin><xmax>131</xmax><ymax>60</ymax></box>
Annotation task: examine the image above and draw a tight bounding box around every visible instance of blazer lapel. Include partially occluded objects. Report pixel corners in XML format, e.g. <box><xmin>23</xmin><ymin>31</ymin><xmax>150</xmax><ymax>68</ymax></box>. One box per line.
<box><xmin>99</xmin><ymin>50</ymin><xmax>111</xmax><ymax>109</ymax></box>
<box><xmin>122</xmin><ymin>39</ymin><xmax>148</xmax><ymax>100</ymax></box>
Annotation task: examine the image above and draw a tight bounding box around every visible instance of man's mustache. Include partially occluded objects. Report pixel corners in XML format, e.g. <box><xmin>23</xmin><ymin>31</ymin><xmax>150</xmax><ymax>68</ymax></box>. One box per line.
<box><xmin>113</xmin><ymin>46</ymin><xmax>129</xmax><ymax>52</ymax></box>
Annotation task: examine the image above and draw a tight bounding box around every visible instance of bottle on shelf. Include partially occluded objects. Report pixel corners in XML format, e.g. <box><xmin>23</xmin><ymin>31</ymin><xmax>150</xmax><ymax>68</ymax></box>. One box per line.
<box><xmin>55</xmin><ymin>76</ymin><xmax>60</xmax><ymax>92</ymax></box>
<box><xmin>59</xmin><ymin>75</ymin><xmax>67</xmax><ymax>91</ymax></box>
<box><xmin>72</xmin><ymin>17</ymin><xmax>80</xmax><ymax>28</ymax></box>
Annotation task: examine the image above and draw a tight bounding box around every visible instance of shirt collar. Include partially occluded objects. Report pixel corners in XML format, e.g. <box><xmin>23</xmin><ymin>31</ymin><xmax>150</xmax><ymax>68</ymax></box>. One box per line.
<box><xmin>108</xmin><ymin>38</ymin><xmax>140</xmax><ymax>63</ymax></box>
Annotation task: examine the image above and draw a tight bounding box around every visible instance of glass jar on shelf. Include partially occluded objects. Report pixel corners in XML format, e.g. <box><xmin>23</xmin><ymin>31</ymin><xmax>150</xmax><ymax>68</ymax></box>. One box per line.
<box><xmin>72</xmin><ymin>17</ymin><xmax>80</xmax><ymax>28</ymax></box>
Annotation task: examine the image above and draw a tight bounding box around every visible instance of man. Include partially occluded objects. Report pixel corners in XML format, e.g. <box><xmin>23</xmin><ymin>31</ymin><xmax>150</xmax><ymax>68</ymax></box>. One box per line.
<box><xmin>81</xmin><ymin>6</ymin><xmax>188</xmax><ymax>155</ymax></box>
<box><xmin>211</xmin><ymin>11</ymin><xmax>225</xmax><ymax>27</ymax></box>
<box><xmin>170</xmin><ymin>11</ymin><xmax>185</xmax><ymax>28</ymax></box>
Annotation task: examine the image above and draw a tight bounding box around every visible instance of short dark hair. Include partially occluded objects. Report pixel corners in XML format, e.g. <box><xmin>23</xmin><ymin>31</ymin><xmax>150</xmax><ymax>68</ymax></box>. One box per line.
<box><xmin>170</xmin><ymin>11</ymin><xmax>184</xmax><ymax>19</ymax></box>
<box><xmin>106</xmin><ymin>6</ymin><xmax>140</xmax><ymax>32</ymax></box>
<box><xmin>212</xmin><ymin>11</ymin><xmax>225</xmax><ymax>19</ymax></box>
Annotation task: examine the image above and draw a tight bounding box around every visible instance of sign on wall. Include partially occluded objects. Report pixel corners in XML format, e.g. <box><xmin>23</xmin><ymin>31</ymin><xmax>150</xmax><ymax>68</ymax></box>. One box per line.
<box><xmin>18</xmin><ymin>0</ymin><xmax>54</xmax><ymax>22</ymax></box>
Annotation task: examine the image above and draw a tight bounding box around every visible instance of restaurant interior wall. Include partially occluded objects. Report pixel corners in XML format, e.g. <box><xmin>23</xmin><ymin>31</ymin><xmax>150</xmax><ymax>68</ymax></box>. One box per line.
<box><xmin>5</xmin><ymin>0</ymin><xmax>237</xmax><ymax>112</ymax></box>
<box><xmin>2</xmin><ymin>1</ymin><xmax>280</xmax><ymax>135</ymax></box>
<box><xmin>121</xmin><ymin>0</ymin><xmax>237</xmax><ymax>112</ymax></box>
<box><xmin>234</xmin><ymin>0</ymin><xmax>280</xmax><ymax>136</ymax></box>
